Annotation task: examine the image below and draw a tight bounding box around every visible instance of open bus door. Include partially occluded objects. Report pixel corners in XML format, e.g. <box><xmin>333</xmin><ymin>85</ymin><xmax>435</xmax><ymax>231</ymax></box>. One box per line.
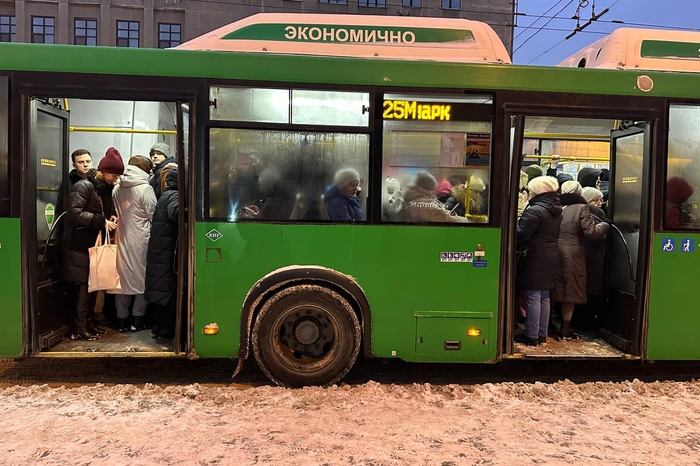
<box><xmin>601</xmin><ymin>123</ymin><xmax>652</xmax><ymax>355</ymax></box>
<box><xmin>24</xmin><ymin>98</ymin><xmax>70</xmax><ymax>352</ymax></box>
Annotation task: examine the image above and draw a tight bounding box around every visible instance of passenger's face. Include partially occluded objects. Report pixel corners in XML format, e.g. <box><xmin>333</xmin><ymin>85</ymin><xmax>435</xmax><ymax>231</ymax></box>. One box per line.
<box><xmin>150</xmin><ymin>150</ymin><xmax>165</xmax><ymax>166</ymax></box>
<box><xmin>590</xmin><ymin>197</ymin><xmax>603</xmax><ymax>208</ymax></box>
<box><xmin>102</xmin><ymin>173</ymin><xmax>119</xmax><ymax>185</ymax></box>
<box><xmin>596</xmin><ymin>177</ymin><xmax>601</xmax><ymax>189</ymax></box>
<box><xmin>73</xmin><ymin>154</ymin><xmax>93</xmax><ymax>177</ymax></box>
<box><xmin>344</xmin><ymin>180</ymin><xmax>360</xmax><ymax>197</ymax></box>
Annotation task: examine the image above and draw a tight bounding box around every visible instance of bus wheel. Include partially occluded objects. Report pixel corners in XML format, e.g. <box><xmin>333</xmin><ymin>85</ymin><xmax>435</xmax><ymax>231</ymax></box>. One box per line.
<box><xmin>252</xmin><ymin>284</ymin><xmax>361</xmax><ymax>387</ymax></box>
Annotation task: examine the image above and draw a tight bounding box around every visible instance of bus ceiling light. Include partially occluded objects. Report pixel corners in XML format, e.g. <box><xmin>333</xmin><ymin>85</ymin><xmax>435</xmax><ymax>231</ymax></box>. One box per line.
<box><xmin>203</xmin><ymin>323</ymin><xmax>220</xmax><ymax>335</ymax></box>
<box><xmin>467</xmin><ymin>328</ymin><xmax>481</xmax><ymax>337</ymax></box>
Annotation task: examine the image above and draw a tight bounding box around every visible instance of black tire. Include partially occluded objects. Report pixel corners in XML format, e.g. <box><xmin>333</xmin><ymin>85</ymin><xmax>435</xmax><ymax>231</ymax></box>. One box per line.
<box><xmin>252</xmin><ymin>284</ymin><xmax>361</xmax><ymax>387</ymax></box>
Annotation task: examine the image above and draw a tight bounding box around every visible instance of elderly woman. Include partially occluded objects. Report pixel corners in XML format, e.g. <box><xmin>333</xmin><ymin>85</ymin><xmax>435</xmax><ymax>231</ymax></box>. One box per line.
<box><xmin>515</xmin><ymin>176</ymin><xmax>562</xmax><ymax>346</ymax></box>
<box><xmin>553</xmin><ymin>181</ymin><xmax>609</xmax><ymax>340</ymax></box>
<box><xmin>325</xmin><ymin>168</ymin><xmax>365</xmax><ymax>222</ymax></box>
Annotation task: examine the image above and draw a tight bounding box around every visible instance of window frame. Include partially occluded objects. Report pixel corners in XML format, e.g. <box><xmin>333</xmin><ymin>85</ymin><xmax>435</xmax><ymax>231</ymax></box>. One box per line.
<box><xmin>74</xmin><ymin>18</ymin><xmax>97</xmax><ymax>46</ymax></box>
<box><xmin>116</xmin><ymin>20</ymin><xmax>140</xmax><ymax>48</ymax></box>
<box><xmin>31</xmin><ymin>16</ymin><xmax>55</xmax><ymax>44</ymax></box>
<box><xmin>0</xmin><ymin>16</ymin><xmax>16</xmax><ymax>43</ymax></box>
<box><xmin>441</xmin><ymin>0</ymin><xmax>462</xmax><ymax>10</ymax></box>
<box><xmin>158</xmin><ymin>22</ymin><xmax>182</xmax><ymax>49</ymax></box>
<box><xmin>402</xmin><ymin>0</ymin><xmax>422</xmax><ymax>6</ymax></box>
<box><xmin>359</xmin><ymin>0</ymin><xmax>387</xmax><ymax>7</ymax></box>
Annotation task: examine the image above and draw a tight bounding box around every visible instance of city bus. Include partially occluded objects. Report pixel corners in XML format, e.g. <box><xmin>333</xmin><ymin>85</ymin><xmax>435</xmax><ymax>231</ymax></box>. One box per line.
<box><xmin>0</xmin><ymin>13</ymin><xmax>699</xmax><ymax>387</ymax></box>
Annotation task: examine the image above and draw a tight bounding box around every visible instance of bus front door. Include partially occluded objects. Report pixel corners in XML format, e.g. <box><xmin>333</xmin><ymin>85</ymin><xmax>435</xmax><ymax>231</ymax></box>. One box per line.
<box><xmin>26</xmin><ymin>99</ymin><xmax>70</xmax><ymax>352</ymax></box>
<box><xmin>602</xmin><ymin>123</ymin><xmax>651</xmax><ymax>355</ymax></box>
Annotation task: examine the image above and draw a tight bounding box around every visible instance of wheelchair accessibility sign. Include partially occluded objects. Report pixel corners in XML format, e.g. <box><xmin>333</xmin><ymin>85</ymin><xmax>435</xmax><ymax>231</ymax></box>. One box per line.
<box><xmin>661</xmin><ymin>238</ymin><xmax>694</xmax><ymax>253</ymax></box>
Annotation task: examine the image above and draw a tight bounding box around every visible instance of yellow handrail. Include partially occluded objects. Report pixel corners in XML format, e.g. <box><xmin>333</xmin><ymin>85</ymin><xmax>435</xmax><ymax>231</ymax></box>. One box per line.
<box><xmin>523</xmin><ymin>154</ymin><xmax>609</xmax><ymax>163</ymax></box>
<box><xmin>70</xmin><ymin>126</ymin><xmax>176</xmax><ymax>135</ymax></box>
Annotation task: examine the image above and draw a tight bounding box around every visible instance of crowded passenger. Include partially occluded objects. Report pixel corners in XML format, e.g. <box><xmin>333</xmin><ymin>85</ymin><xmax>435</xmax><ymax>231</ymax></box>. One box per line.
<box><xmin>577</xmin><ymin>167</ymin><xmax>602</xmax><ymax>190</ymax></box>
<box><xmin>62</xmin><ymin>147</ymin><xmax>123</xmax><ymax>340</ymax></box>
<box><xmin>578</xmin><ymin>186</ymin><xmax>608</xmax><ymax>329</ymax></box>
<box><xmin>146</xmin><ymin>164</ymin><xmax>179</xmax><ymax>342</ymax></box>
<box><xmin>113</xmin><ymin>155</ymin><xmax>157</xmax><ymax>332</ymax></box>
<box><xmin>553</xmin><ymin>181</ymin><xmax>609</xmax><ymax>340</ymax></box>
<box><xmin>515</xmin><ymin>176</ymin><xmax>562</xmax><ymax>346</ymax></box>
<box><xmin>403</xmin><ymin>171</ymin><xmax>469</xmax><ymax>223</ymax></box>
<box><xmin>665</xmin><ymin>176</ymin><xmax>696</xmax><ymax>229</ymax></box>
<box><xmin>325</xmin><ymin>168</ymin><xmax>365</xmax><ymax>222</ymax></box>
<box><xmin>149</xmin><ymin>143</ymin><xmax>175</xmax><ymax>199</ymax></box>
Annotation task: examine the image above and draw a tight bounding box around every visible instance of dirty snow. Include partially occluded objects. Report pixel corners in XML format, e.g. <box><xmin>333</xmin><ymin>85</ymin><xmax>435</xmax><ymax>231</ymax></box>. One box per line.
<box><xmin>2</xmin><ymin>379</ymin><xmax>700</xmax><ymax>465</ymax></box>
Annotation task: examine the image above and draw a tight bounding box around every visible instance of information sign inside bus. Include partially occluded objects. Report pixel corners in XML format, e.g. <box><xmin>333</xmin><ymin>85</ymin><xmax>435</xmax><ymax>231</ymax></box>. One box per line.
<box><xmin>383</xmin><ymin>101</ymin><xmax>451</xmax><ymax>121</ymax></box>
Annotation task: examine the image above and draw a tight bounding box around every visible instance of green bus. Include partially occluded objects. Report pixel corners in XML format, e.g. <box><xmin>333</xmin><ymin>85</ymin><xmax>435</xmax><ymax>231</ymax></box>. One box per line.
<box><xmin>1</xmin><ymin>13</ymin><xmax>699</xmax><ymax>387</ymax></box>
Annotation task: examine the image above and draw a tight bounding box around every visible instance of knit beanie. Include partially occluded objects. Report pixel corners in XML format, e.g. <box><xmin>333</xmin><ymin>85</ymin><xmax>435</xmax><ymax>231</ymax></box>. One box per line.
<box><xmin>150</xmin><ymin>142</ymin><xmax>171</xmax><ymax>158</ymax></box>
<box><xmin>525</xmin><ymin>164</ymin><xmax>543</xmax><ymax>181</ymax></box>
<box><xmin>97</xmin><ymin>147</ymin><xmax>125</xmax><ymax>175</ymax></box>
<box><xmin>414</xmin><ymin>171</ymin><xmax>437</xmax><ymax>192</ymax></box>
<box><xmin>528</xmin><ymin>175</ymin><xmax>559</xmax><ymax>195</ymax></box>
<box><xmin>561</xmin><ymin>180</ymin><xmax>583</xmax><ymax>195</ymax></box>
<box><xmin>582</xmin><ymin>187</ymin><xmax>603</xmax><ymax>204</ymax></box>
<box><xmin>468</xmin><ymin>174</ymin><xmax>486</xmax><ymax>192</ymax></box>
<box><xmin>334</xmin><ymin>168</ymin><xmax>360</xmax><ymax>189</ymax></box>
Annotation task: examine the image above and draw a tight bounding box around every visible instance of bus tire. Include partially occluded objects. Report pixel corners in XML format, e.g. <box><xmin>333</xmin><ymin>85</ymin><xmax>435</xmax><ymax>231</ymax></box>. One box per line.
<box><xmin>251</xmin><ymin>284</ymin><xmax>361</xmax><ymax>387</ymax></box>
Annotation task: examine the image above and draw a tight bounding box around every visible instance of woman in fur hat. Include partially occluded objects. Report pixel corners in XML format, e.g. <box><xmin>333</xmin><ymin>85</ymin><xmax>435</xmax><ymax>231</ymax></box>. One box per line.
<box><xmin>325</xmin><ymin>168</ymin><xmax>365</xmax><ymax>222</ymax></box>
<box><xmin>62</xmin><ymin>147</ymin><xmax>123</xmax><ymax>340</ymax></box>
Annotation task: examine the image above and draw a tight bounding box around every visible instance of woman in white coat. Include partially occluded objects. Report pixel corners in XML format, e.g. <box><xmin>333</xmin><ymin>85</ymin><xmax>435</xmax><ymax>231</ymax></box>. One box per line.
<box><xmin>112</xmin><ymin>155</ymin><xmax>157</xmax><ymax>331</ymax></box>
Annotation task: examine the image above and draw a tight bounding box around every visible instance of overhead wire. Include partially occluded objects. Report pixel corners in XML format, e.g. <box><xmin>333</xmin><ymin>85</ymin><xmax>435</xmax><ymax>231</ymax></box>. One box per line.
<box><xmin>513</xmin><ymin>0</ymin><xmax>576</xmax><ymax>53</ymax></box>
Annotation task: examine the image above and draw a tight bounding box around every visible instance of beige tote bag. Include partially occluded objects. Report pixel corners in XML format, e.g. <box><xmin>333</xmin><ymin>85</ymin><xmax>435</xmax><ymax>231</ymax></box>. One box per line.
<box><xmin>88</xmin><ymin>227</ymin><xmax>121</xmax><ymax>293</ymax></box>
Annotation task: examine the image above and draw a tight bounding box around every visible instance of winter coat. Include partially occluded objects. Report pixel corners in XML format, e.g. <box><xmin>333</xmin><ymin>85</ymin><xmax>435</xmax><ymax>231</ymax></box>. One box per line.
<box><xmin>61</xmin><ymin>170</ymin><xmax>113</xmax><ymax>283</ymax></box>
<box><xmin>324</xmin><ymin>185</ymin><xmax>364</xmax><ymax>222</ymax></box>
<box><xmin>113</xmin><ymin>165</ymin><xmax>157</xmax><ymax>294</ymax></box>
<box><xmin>149</xmin><ymin>155</ymin><xmax>176</xmax><ymax>199</ymax></box>
<box><xmin>553</xmin><ymin>193</ymin><xmax>608</xmax><ymax>304</ymax></box>
<box><xmin>516</xmin><ymin>191</ymin><xmax>562</xmax><ymax>290</ymax></box>
<box><xmin>585</xmin><ymin>204</ymin><xmax>607</xmax><ymax>296</ymax></box>
<box><xmin>403</xmin><ymin>185</ymin><xmax>469</xmax><ymax>223</ymax></box>
<box><xmin>145</xmin><ymin>168</ymin><xmax>179</xmax><ymax>305</ymax></box>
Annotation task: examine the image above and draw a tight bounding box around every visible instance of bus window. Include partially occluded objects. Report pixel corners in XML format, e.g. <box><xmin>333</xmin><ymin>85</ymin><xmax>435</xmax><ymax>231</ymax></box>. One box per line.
<box><xmin>665</xmin><ymin>104</ymin><xmax>700</xmax><ymax>230</ymax></box>
<box><xmin>208</xmin><ymin>129</ymin><xmax>369</xmax><ymax>221</ymax></box>
<box><xmin>210</xmin><ymin>86</ymin><xmax>370</xmax><ymax>127</ymax></box>
<box><xmin>381</xmin><ymin>93</ymin><xmax>493</xmax><ymax>223</ymax></box>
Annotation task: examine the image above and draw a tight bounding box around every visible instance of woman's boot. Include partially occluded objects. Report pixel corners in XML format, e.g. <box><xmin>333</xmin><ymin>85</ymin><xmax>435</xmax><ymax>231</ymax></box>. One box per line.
<box><xmin>72</xmin><ymin>287</ymin><xmax>99</xmax><ymax>340</ymax></box>
<box><xmin>87</xmin><ymin>309</ymin><xmax>107</xmax><ymax>335</ymax></box>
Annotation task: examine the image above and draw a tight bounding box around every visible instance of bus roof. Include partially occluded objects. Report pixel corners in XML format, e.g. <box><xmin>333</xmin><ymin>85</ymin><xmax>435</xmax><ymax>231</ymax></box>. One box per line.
<box><xmin>176</xmin><ymin>13</ymin><xmax>512</xmax><ymax>64</ymax></box>
<box><xmin>558</xmin><ymin>27</ymin><xmax>700</xmax><ymax>72</ymax></box>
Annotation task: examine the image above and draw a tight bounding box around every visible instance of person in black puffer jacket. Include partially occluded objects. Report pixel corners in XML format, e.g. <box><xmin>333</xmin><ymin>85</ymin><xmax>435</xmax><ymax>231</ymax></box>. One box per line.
<box><xmin>62</xmin><ymin>147</ymin><xmax>123</xmax><ymax>340</ymax></box>
<box><xmin>515</xmin><ymin>176</ymin><xmax>562</xmax><ymax>346</ymax></box>
<box><xmin>145</xmin><ymin>164</ymin><xmax>179</xmax><ymax>341</ymax></box>
<box><xmin>149</xmin><ymin>143</ymin><xmax>176</xmax><ymax>199</ymax></box>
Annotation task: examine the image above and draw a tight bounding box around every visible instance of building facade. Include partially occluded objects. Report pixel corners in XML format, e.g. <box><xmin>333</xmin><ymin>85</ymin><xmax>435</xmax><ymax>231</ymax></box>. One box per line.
<box><xmin>0</xmin><ymin>1</ymin><xmax>514</xmax><ymax>54</ymax></box>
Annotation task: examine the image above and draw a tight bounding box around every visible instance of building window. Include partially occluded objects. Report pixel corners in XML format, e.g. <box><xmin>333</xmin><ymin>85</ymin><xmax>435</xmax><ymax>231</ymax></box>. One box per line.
<box><xmin>32</xmin><ymin>16</ymin><xmax>55</xmax><ymax>44</ymax></box>
<box><xmin>442</xmin><ymin>0</ymin><xmax>461</xmax><ymax>9</ymax></box>
<box><xmin>318</xmin><ymin>0</ymin><xmax>348</xmax><ymax>4</ymax></box>
<box><xmin>402</xmin><ymin>0</ymin><xmax>422</xmax><ymax>6</ymax></box>
<box><xmin>359</xmin><ymin>0</ymin><xmax>386</xmax><ymax>6</ymax></box>
<box><xmin>158</xmin><ymin>23</ymin><xmax>181</xmax><ymax>48</ymax></box>
<box><xmin>74</xmin><ymin>18</ymin><xmax>97</xmax><ymax>46</ymax></box>
<box><xmin>116</xmin><ymin>20</ymin><xmax>139</xmax><ymax>47</ymax></box>
<box><xmin>0</xmin><ymin>16</ymin><xmax>15</xmax><ymax>42</ymax></box>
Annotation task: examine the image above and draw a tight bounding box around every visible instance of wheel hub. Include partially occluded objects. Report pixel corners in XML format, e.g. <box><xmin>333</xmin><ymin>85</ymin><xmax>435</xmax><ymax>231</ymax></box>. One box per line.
<box><xmin>281</xmin><ymin>309</ymin><xmax>334</xmax><ymax>357</ymax></box>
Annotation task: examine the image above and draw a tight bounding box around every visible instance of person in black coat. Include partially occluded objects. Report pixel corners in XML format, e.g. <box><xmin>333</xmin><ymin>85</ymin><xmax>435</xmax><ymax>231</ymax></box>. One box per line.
<box><xmin>145</xmin><ymin>165</ymin><xmax>179</xmax><ymax>341</ymax></box>
<box><xmin>149</xmin><ymin>143</ymin><xmax>176</xmax><ymax>199</ymax></box>
<box><xmin>62</xmin><ymin>148</ymin><xmax>123</xmax><ymax>340</ymax></box>
<box><xmin>515</xmin><ymin>176</ymin><xmax>562</xmax><ymax>346</ymax></box>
